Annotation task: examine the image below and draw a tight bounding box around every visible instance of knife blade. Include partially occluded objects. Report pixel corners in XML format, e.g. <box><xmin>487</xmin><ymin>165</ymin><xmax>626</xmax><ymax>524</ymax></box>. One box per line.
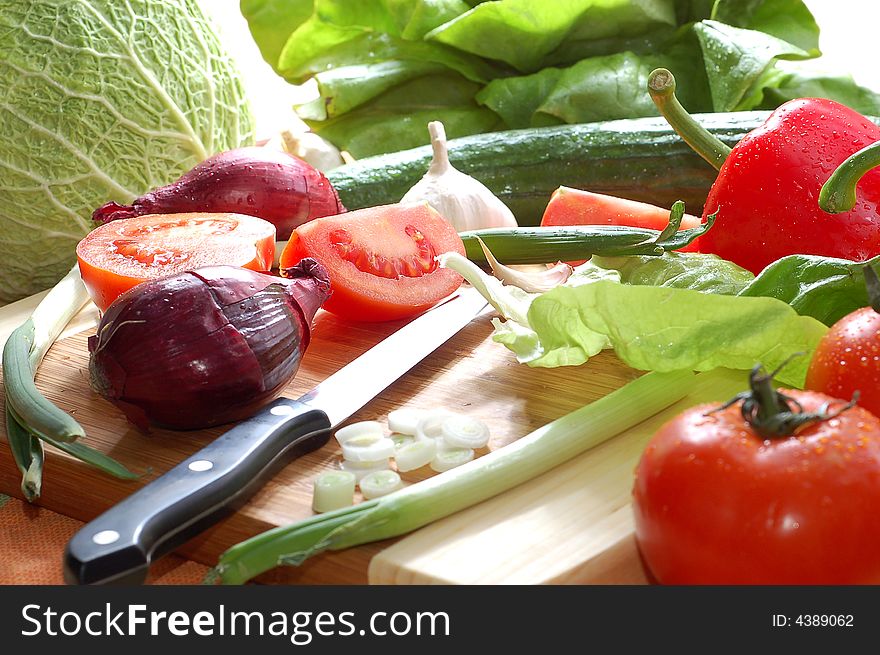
<box><xmin>63</xmin><ymin>286</ymin><xmax>490</xmax><ymax>585</ymax></box>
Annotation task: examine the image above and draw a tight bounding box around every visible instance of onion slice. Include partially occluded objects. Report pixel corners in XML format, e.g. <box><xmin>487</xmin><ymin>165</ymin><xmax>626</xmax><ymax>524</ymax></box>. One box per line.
<box><xmin>440</xmin><ymin>415</ymin><xmax>491</xmax><ymax>449</ymax></box>
<box><xmin>430</xmin><ymin>448</ymin><xmax>475</xmax><ymax>473</ymax></box>
<box><xmin>415</xmin><ymin>411</ymin><xmax>456</xmax><ymax>442</ymax></box>
<box><xmin>360</xmin><ymin>470</ymin><xmax>403</xmax><ymax>499</ymax></box>
<box><xmin>335</xmin><ymin>421</ymin><xmax>384</xmax><ymax>446</ymax></box>
<box><xmin>340</xmin><ymin>459</ymin><xmax>391</xmax><ymax>482</ymax></box>
<box><xmin>312</xmin><ymin>471</ymin><xmax>356</xmax><ymax>513</ymax></box>
<box><xmin>341</xmin><ymin>434</ymin><xmax>396</xmax><ymax>462</ymax></box>
<box><xmin>395</xmin><ymin>439</ymin><xmax>437</xmax><ymax>472</ymax></box>
<box><xmin>387</xmin><ymin>407</ymin><xmax>428</xmax><ymax>436</ymax></box>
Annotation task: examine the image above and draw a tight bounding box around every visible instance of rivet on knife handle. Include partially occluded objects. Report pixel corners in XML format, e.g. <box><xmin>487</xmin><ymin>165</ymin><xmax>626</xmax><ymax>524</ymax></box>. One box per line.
<box><xmin>63</xmin><ymin>399</ymin><xmax>331</xmax><ymax>585</ymax></box>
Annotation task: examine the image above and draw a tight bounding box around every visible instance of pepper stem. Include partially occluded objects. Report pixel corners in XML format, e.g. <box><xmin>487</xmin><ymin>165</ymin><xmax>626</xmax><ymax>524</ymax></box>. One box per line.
<box><xmin>647</xmin><ymin>68</ymin><xmax>732</xmax><ymax>170</ymax></box>
<box><xmin>818</xmin><ymin>140</ymin><xmax>880</xmax><ymax>213</ymax></box>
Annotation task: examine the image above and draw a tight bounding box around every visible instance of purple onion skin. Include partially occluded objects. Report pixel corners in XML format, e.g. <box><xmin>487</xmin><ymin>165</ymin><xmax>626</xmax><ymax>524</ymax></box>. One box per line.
<box><xmin>88</xmin><ymin>260</ymin><xmax>331</xmax><ymax>431</ymax></box>
<box><xmin>92</xmin><ymin>147</ymin><xmax>346</xmax><ymax>240</ymax></box>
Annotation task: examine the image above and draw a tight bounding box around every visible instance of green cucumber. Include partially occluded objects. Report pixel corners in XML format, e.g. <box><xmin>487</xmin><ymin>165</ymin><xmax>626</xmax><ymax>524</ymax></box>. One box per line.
<box><xmin>326</xmin><ymin>112</ymin><xmax>773</xmax><ymax>226</ymax></box>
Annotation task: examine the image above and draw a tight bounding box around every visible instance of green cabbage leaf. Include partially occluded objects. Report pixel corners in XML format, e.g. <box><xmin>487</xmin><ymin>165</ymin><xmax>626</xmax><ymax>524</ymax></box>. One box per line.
<box><xmin>0</xmin><ymin>0</ymin><xmax>254</xmax><ymax>302</ymax></box>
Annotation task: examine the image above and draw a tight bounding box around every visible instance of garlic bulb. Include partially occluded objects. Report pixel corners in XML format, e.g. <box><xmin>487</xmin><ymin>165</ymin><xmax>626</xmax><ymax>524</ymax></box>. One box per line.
<box><xmin>401</xmin><ymin>121</ymin><xmax>518</xmax><ymax>232</ymax></box>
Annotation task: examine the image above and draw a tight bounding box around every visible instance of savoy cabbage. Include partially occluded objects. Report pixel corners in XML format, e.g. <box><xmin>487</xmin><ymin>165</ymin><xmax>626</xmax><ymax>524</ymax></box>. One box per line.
<box><xmin>0</xmin><ymin>0</ymin><xmax>254</xmax><ymax>302</ymax></box>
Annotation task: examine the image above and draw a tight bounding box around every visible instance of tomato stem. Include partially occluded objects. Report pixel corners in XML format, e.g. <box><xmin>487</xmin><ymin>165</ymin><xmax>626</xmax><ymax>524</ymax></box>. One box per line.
<box><xmin>709</xmin><ymin>359</ymin><xmax>858</xmax><ymax>439</ymax></box>
<box><xmin>647</xmin><ymin>68</ymin><xmax>732</xmax><ymax>171</ymax></box>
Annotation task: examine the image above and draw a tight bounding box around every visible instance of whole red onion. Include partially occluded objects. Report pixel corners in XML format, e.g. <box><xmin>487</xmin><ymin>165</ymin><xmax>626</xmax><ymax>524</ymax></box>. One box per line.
<box><xmin>92</xmin><ymin>147</ymin><xmax>346</xmax><ymax>240</ymax></box>
<box><xmin>88</xmin><ymin>260</ymin><xmax>331</xmax><ymax>431</ymax></box>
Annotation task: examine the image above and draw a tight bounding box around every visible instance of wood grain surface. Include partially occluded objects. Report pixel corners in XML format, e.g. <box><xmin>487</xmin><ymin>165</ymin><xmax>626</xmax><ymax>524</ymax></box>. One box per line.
<box><xmin>370</xmin><ymin>369</ymin><xmax>746</xmax><ymax>584</ymax></box>
<box><xmin>0</xmin><ymin>305</ymin><xmax>643</xmax><ymax>583</ymax></box>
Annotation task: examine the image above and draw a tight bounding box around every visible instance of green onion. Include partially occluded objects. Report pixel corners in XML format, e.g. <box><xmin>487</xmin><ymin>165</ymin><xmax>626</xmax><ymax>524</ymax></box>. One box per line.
<box><xmin>312</xmin><ymin>471</ymin><xmax>356</xmax><ymax>513</ymax></box>
<box><xmin>214</xmin><ymin>369</ymin><xmax>697</xmax><ymax>584</ymax></box>
<box><xmin>460</xmin><ymin>202</ymin><xmax>715</xmax><ymax>265</ymax></box>
<box><xmin>2</xmin><ymin>265</ymin><xmax>137</xmax><ymax>498</ymax></box>
<box><xmin>359</xmin><ymin>470</ymin><xmax>402</xmax><ymax>500</ymax></box>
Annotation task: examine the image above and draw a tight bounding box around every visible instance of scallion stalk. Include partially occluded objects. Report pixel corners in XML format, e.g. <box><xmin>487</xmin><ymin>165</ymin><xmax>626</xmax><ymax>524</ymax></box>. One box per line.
<box><xmin>460</xmin><ymin>202</ymin><xmax>714</xmax><ymax>265</ymax></box>
<box><xmin>2</xmin><ymin>265</ymin><xmax>137</xmax><ymax>497</ymax></box>
<box><xmin>215</xmin><ymin>369</ymin><xmax>697</xmax><ymax>584</ymax></box>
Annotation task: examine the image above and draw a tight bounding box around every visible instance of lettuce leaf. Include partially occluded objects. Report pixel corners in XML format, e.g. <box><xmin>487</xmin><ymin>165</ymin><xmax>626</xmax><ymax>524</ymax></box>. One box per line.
<box><xmin>425</xmin><ymin>0</ymin><xmax>678</xmax><ymax>73</ymax></box>
<box><xmin>304</xmin><ymin>74</ymin><xmax>500</xmax><ymax>158</ymax></box>
<box><xmin>527</xmin><ymin>281</ymin><xmax>826</xmax><ymax>386</ymax></box>
<box><xmin>441</xmin><ymin>250</ymin><xmax>825</xmax><ymax>387</ymax></box>
<box><xmin>243</xmin><ymin>0</ymin><xmax>880</xmax><ymax>157</ymax></box>
<box><xmin>592</xmin><ymin>251</ymin><xmax>754</xmax><ymax>295</ymax></box>
<box><xmin>693</xmin><ymin>20</ymin><xmax>811</xmax><ymax>111</ymax></box>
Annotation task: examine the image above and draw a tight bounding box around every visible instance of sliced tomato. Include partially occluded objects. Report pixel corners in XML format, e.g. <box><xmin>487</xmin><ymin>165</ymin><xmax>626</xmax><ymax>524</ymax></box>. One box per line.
<box><xmin>77</xmin><ymin>212</ymin><xmax>275</xmax><ymax>311</ymax></box>
<box><xmin>541</xmin><ymin>186</ymin><xmax>702</xmax><ymax>253</ymax></box>
<box><xmin>279</xmin><ymin>203</ymin><xmax>465</xmax><ymax>322</ymax></box>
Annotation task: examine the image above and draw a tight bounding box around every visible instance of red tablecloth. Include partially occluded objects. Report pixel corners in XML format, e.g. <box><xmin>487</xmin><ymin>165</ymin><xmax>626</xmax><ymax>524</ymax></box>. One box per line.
<box><xmin>0</xmin><ymin>493</ymin><xmax>211</xmax><ymax>584</ymax></box>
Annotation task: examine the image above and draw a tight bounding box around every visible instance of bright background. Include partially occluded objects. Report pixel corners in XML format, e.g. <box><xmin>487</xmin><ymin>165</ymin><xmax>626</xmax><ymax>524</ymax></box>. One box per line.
<box><xmin>197</xmin><ymin>0</ymin><xmax>880</xmax><ymax>139</ymax></box>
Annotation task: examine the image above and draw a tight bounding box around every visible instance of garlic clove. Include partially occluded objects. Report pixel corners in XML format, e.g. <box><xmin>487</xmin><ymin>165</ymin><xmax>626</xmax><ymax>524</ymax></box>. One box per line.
<box><xmin>401</xmin><ymin>121</ymin><xmax>518</xmax><ymax>232</ymax></box>
<box><xmin>477</xmin><ymin>237</ymin><xmax>573</xmax><ymax>292</ymax></box>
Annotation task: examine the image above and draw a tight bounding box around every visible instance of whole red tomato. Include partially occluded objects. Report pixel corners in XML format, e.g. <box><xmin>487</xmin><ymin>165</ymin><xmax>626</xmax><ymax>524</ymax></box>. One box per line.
<box><xmin>632</xmin><ymin>382</ymin><xmax>880</xmax><ymax>584</ymax></box>
<box><xmin>806</xmin><ymin>308</ymin><xmax>880</xmax><ymax>418</ymax></box>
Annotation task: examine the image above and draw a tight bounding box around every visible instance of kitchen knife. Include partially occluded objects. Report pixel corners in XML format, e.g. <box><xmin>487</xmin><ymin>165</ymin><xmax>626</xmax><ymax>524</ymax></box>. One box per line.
<box><xmin>63</xmin><ymin>286</ymin><xmax>490</xmax><ymax>585</ymax></box>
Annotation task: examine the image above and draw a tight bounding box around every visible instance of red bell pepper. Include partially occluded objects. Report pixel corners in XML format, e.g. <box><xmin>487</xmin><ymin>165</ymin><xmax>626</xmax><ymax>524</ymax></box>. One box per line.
<box><xmin>648</xmin><ymin>68</ymin><xmax>880</xmax><ymax>274</ymax></box>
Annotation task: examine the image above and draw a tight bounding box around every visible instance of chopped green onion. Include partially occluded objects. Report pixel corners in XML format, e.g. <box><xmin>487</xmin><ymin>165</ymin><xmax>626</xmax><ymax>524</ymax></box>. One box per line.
<box><xmin>359</xmin><ymin>470</ymin><xmax>402</xmax><ymax>500</ymax></box>
<box><xmin>430</xmin><ymin>447</ymin><xmax>474</xmax><ymax>472</ymax></box>
<box><xmin>215</xmin><ymin>369</ymin><xmax>697</xmax><ymax>584</ymax></box>
<box><xmin>387</xmin><ymin>407</ymin><xmax>427</xmax><ymax>436</ymax></box>
<box><xmin>394</xmin><ymin>438</ymin><xmax>437</xmax><ymax>472</ymax></box>
<box><xmin>334</xmin><ymin>421</ymin><xmax>384</xmax><ymax>445</ymax></box>
<box><xmin>415</xmin><ymin>411</ymin><xmax>454</xmax><ymax>442</ymax></box>
<box><xmin>341</xmin><ymin>434</ymin><xmax>395</xmax><ymax>462</ymax></box>
<box><xmin>439</xmin><ymin>414</ymin><xmax>490</xmax><ymax>449</ymax></box>
<box><xmin>390</xmin><ymin>433</ymin><xmax>416</xmax><ymax>450</ymax></box>
<box><xmin>340</xmin><ymin>459</ymin><xmax>390</xmax><ymax>482</ymax></box>
<box><xmin>312</xmin><ymin>471</ymin><xmax>356</xmax><ymax>513</ymax></box>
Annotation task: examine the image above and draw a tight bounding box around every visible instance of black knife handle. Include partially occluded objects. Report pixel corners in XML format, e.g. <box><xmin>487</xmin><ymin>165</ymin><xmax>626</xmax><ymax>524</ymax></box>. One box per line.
<box><xmin>63</xmin><ymin>398</ymin><xmax>331</xmax><ymax>585</ymax></box>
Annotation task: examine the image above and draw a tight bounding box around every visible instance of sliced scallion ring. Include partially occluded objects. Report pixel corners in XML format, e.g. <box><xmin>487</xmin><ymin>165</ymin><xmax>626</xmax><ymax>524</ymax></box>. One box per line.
<box><xmin>341</xmin><ymin>434</ymin><xmax>396</xmax><ymax>462</ymax></box>
<box><xmin>312</xmin><ymin>471</ymin><xmax>356</xmax><ymax>513</ymax></box>
<box><xmin>340</xmin><ymin>458</ymin><xmax>390</xmax><ymax>482</ymax></box>
<box><xmin>394</xmin><ymin>438</ymin><xmax>437</xmax><ymax>472</ymax></box>
<box><xmin>440</xmin><ymin>414</ymin><xmax>490</xmax><ymax>449</ymax></box>
<box><xmin>415</xmin><ymin>410</ymin><xmax>456</xmax><ymax>442</ymax></box>
<box><xmin>359</xmin><ymin>470</ymin><xmax>403</xmax><ymax>499</ymax></box>
<box><xmin>387</xmin><ymin>407</ymin><xmax>427</xmax><ymax>436</ymax></box>
<box><xmin>430</xmin><ymin>447</ymin><xmax>474</xmax><ymax>473</ymax></box>
<box><xmin>334</xmin><ymin>421</ymin><xmax>384</xmax><ymax>446</ymax></box>
<box><xmin>390</xmin><ymin>433</ymin><xmax>416</xmax><ymax>450</ymax></box>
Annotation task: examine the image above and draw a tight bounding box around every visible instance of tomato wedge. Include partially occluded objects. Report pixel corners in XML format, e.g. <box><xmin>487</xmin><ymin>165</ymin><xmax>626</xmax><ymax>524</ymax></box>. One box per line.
<box><xmin>541</xmin><ymin>186</ymin><xmax>702</xmax><ymax>253</ymax></box>
<box><xmin>279</xmin><ymin>203</ymin><xmax>465</xmax><ymax>322</ymax></box>
<box><xmin>77</xmin><ymin>212</ymin><xmax>275</xmax><ymax>311</ymax></box>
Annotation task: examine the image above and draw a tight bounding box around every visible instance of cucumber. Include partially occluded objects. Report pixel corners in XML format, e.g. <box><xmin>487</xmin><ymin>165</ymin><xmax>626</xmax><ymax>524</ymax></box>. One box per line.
<box><xmin>326</xmin><ymin>112</ymin><xmax>771</xmax><ymax>226</ymax></box>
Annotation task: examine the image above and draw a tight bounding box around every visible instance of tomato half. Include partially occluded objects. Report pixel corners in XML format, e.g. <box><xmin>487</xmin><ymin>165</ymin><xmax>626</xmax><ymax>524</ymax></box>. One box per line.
<box><xmin>77</xmin><ymin>213</ymin><xmax>275</xmax><ymax>311</ymax></box>
<box><xmin>279</xmin><ymin>203</ymin><xmax>465</xmax><ymax>322</ymax></box>
<box><xmin>633</xmin><ymin>391</ymin><xmax>880</xmax><ymax>584</ymax></box>
<box><xmin>806</xmin><ymin>306</ymin><xmax>880</xmax><ymax>417</ymax></box>
<box><xmin>541</xmin><ymin>186</ymin><xmax>701</xmax><ymax>253</ymax></box>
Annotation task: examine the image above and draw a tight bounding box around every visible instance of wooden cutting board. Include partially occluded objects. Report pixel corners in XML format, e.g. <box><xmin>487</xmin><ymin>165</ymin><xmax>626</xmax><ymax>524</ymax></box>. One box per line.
<box><xmin>369</xmin><ymin>368</ymin><xmax>746</xmax><ymax>584</ymax></box>
<box><xmin>0</xmin><ymin>302</ymin><xmax>652</xmax><ymax>584</ymax></box>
